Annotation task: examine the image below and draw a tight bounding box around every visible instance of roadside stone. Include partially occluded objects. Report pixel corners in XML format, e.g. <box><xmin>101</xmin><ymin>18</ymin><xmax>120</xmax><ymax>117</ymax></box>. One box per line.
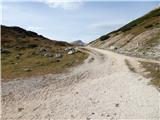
<box><xmin>18</xmin><ymin>53</ymin><xmax>23</xmax><ymax>56</ymax></box>
<box><xmin>101</xmin><ymin>113</ymin><xmax>104</xmax><ymax>116</ymax></box>
<box><xmin>56</xmin><ymin>59</ymin><xmax>61</xmax><ymax>62</ymax></box>
<box><xmin>16</xmin><ymin>54</ymin><xmax>21</xmax><ymax>59</ymax></box>
<box><xmin>110</xmin><ymin>46</ymin><xmax>118</xmax><ymax>50</ymax></box>
<box><xmin>114</xmin><ymin>113</ymin><xmax>117</xmax><ymax>116</ymax></box>
<box><xmin>39</xmin><ymin>48</ymin><xmax>47</xmax><ymax>52</ymax></box>
<box><xmin>55</xmin><ymin>53</ymin><xmax>63</xmax><ymax>58</ymax></box>
<box><xmin>91</xmin><ymin>112</ymin><xmax>95</xmax><ymax>115</ymax></box>
<box><xmin>88</xmin><ymin>58</ymin><xmax>94</xmax><ymax>63</ymax></box>
<box><xmin>65</xmin><ymin>47</ymin><xmax>77</xmax><ymax>55</ymax></box>
<box><xmin>68</xmin><ymin>48</ymin><xmax>77</xmax><ymax>55</ymax></box>
<box><xmin>44</xmin><ymin>53</ymin><xmax>53</xmax><ymax>57</ymax></box>
<box><xmin>115</xmin><ymin>103</ymin><xmax>119</xmax><ymax>107</ymax></box>
<box><xmin>64</xmin><ymin>47</ymin><xmax>71</xmax><ymax>51</ymax></box>
<box><xmin>86</xmin><ymin>117</ymin><xmax>91</xmax><ymax>120</ymax></box>
<box><xmin>71</xmin><ymin>115</ymin><xmax>75</xmax><ymax>118</ymax></box>
<box><xmin>1</xmin><ymin>48</ymin><xmax>10</xmax><ymax>54</ymax></box>
<box><xmin>18</xmin><ymin>107</ymin><xmax>24</xmax><ymax>112</ymax></box>
<box><xmin>36</xmin><ymin>48</ymin><xmax>49</xmax><ymax>56</ymax></box>
<box><xmin>68</xmin><ymin>50</ymin><xmax>75</xmax><ymax>55</ymax></box>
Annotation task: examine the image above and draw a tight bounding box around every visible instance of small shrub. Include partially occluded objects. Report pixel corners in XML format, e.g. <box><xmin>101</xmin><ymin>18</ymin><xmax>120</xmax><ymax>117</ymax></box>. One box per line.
<box><xmin>119</xmin><ymin>23</ymin><xmax>137</xmax><ymax>32</ymax></box>
<box><xmin>27</xmin><ymin>44</ymin><xmax>38</xmax><ymax>48</ymax></box>
<box><xmin>145</xmin><ymin>24</ymin><xmax>153</xmax><ymax>28</ymax></box>
<box><xmin>99</xmin><ymin>35</ymin><xmax>110</xmax><ymax>41</ymax></box>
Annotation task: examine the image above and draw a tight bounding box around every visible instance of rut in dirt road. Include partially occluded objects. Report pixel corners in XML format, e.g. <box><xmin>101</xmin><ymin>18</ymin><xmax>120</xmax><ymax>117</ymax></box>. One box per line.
<box><xmin>2</xmin><ymin>47</ymin><xmax>160</xmax><ymax>120</ymax></box>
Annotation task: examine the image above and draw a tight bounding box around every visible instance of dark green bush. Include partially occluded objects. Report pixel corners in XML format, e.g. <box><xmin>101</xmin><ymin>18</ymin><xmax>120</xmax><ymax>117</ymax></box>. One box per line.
<box><xmin>145</xmin><ymin>24</ymin><xmax>153</xmax><ymax>28</ymax></box>
<box><xmin>99</xmin><ymin>35</ymin><xmax>110</xmax><ymax>41</ymax></box>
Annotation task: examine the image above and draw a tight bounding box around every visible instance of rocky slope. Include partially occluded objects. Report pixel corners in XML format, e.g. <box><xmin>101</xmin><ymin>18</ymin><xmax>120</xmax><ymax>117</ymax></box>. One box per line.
<box><xmin>1</xmin><ymin>25</ymin><xmax>88</xmax><ymax>81</ymax></box>
<box><xmin>90</xmin><ymin>7</ymin><xmax>160</xmax><ymax>60</ymax></box>
<box><xmin>71</xmin><ymin>40</ymin><xmax>86</xmax><ymax>46</ymax></box>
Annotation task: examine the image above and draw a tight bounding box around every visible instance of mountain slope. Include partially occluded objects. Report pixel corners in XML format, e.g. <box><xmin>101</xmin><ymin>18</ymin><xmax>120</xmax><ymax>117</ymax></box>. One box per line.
<box><xmin>71</xmin><ymin>40</ymin><xmax>86</xmax><ymax>46</ymax></box>
<box><xmin>1</xmin><ymin>25</ymin><xmax>88</xmax><ymax>81</ymax></box>
<box><xmin>1</xmin><ymin>25</ymin><xmax>70</xmax><ymax>48</ymax></box>
<box><xmin>90</xmin><ymin>7</ymin><xmax>160</xmax><ymax>60</ymax></box>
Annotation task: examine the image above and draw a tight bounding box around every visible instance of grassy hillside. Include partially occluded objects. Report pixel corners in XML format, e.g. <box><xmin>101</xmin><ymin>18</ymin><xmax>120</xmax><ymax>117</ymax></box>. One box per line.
<box><xmin>1</xmin><ymin>25</ymin><xmax>88</xmax><ymax>81</ymax></box>
<box><xmin>117</xmin><ymin>7</ymin><xmax>160</xmax><ymax>33</ymax></box>
<box><xmin>93</xmin><ymin>7</ymin><xmax>160</xmax><ymax>42</ymax></box>
<box><xmin>90</xmin><ymin>7</ymin><xmax>160</xmax><ymax>60</ymax></box>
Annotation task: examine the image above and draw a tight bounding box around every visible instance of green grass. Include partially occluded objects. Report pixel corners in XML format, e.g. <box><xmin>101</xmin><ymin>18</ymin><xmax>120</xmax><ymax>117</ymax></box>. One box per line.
<box><xmin>1</xmin><ymin>48</ymin><xmax>88</xmax><ymax>81</ymax></box>
<box><xmin>1</xmin><ymin>25</ymin><xmax>89</xmax><ymax>81</ymax></box>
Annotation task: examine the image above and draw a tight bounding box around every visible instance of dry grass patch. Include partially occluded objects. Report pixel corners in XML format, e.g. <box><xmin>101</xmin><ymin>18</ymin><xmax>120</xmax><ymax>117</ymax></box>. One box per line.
<box><xmin>2</xmin><ymin>49</ymin><xmax>88</xmax><ymax>81</ymax></box>
<box><xmin>140</xmin><ymin>61</ymin><xmax>160</xmax><ymax>88</ymax></box>
<box><xmin>125</xmin><ymin>59</ymin><xmax>136</xmax><ymax>73</ymax></box>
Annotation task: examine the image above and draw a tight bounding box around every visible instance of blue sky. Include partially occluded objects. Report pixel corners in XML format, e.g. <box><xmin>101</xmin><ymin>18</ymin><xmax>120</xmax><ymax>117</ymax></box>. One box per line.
<box><xmin>2</xmin><ymin>0</ymin><xmax>160</xmax><ymax>43</ymax></box>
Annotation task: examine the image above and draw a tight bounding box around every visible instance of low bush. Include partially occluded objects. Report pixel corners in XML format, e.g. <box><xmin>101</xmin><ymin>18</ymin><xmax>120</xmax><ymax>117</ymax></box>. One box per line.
<box><xmin>99</xmin><ymin>35</ymin><xmax>110</xmax><ymax>41</ymax></box>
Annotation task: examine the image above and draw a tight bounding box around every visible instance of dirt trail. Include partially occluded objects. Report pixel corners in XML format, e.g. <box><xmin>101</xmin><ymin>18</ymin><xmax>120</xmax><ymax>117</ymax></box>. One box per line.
<box><xmin>2</xmin><ymin>47</ymin><xmax>160</xmax><ymax>120</ymax></box>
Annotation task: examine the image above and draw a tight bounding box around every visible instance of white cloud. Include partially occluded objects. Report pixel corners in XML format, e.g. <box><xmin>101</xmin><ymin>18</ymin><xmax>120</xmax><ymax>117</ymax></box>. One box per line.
<box><xmin>2</xmin><ymin>0</ymin><xmax>83</xmax><ymax>10</ymax></box>
<box><xmin>42</xmin><ymin>0</ymin><xmax>83</xmax><ymax>10</ymax></box>
<box><xmin>3</xmin><ymin>0</ymin><xmax>158</xmax><ymax>10</ymax></box>
<box><xmin>27</xmin><ymin>26</ymin><xmax>44</xmax><ymax>31</ymax></box>
<box><xmin>87</xmin><ymin>22</ymin><xmax>125</xmax><ymax>30</ymax></box>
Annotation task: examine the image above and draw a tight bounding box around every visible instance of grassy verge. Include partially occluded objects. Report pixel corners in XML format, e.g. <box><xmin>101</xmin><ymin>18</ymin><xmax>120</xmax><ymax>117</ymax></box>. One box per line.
<box><xmin>125</xmin><ymin>59</ymin><xmax>160</xmax><ymax>88</ymax></box>
<box><xmin>140</xmin><ymin>61</ymin><xmax>160</xmax><ymax>88</ymax></box>
<box><xmin>2</xmin><ymin>48</ymin><xmax>88</xmax><ymax>82</ymax></box>
<box><xmin>125</xmin><ymin>59</ymin><xmax>136</xmax><ymax>73</ymax></box>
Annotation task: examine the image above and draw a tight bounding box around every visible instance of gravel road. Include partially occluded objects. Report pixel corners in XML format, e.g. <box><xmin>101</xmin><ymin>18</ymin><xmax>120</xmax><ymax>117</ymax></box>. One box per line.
<box><xmin>2</xmin><ymin>47</ymin><xmax>160</xmax><ymax>120</ymax></box>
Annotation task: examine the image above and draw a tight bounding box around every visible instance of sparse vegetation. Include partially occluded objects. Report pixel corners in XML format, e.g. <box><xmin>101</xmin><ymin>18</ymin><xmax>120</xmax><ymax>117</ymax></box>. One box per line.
<box><xmin>125</xmin><ymin>59</ymin><xmax>136</xmax><ymax>73</ymax></box>
<box><xmin>137</xmin><ymin>34</ymin><xmax>160</xmax><ymax>56</ymax></box>
<box><xmin>1</xmin><ymin>25</ymin><xmax>88</xmax><ymax>81</ymax></box>
<box><xmin>2</xmin><ymin>50</ymin><xmax>88</xmax><ymax>81</ymax></box>
<box><xmin>125</xmin><ymin>59</ymin><xmax>160</xmax><ymax>88</ymax></box>
<box><xmin>125</xmin><ymin>58</ymin><xmax>160</xmax><ymax>89</ymax></box>
<box><xmin>144</xmin><ymin>23</ymin><xmax>160</xmax><ymax>29</ymax></box>
<box><xmin>90</xmin><ymin>7</ymin><xmax>160</xmax><ymax>61</ymax></box>
<box><xmin>140</xmin><ymin>61</ymin><xmax>160</xmax><ymax>88</ymax></box>
<box><xmin>144</xmin><ymin>24</ymin><xmax>153</xmax><ymax>28</ymax></box>
<box><xmin>118</xmin><ymin>7</ymin><xmax>160</xmax><ymax>32</ymax></box>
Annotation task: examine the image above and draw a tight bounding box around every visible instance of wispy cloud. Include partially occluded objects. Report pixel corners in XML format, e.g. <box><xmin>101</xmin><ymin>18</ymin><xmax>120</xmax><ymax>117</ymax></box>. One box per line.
<box><xmin>3</xmin><ymin>0</ymin><xmax>83</xmax><ymax>10</ymax></box>
<box><xmin>43</xmin><ymin>0</ymin><xmax>83</xmax><ymax>10</ymax></box>
<box><xmin>27</xmin><ymin>26</ymin><xmax>44</xmax><ymax>31</ymax></box>
<box><xmin>87</xmin><ymin>22</ymin><xmax>125</xmax><ymax>30</ymax></box>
